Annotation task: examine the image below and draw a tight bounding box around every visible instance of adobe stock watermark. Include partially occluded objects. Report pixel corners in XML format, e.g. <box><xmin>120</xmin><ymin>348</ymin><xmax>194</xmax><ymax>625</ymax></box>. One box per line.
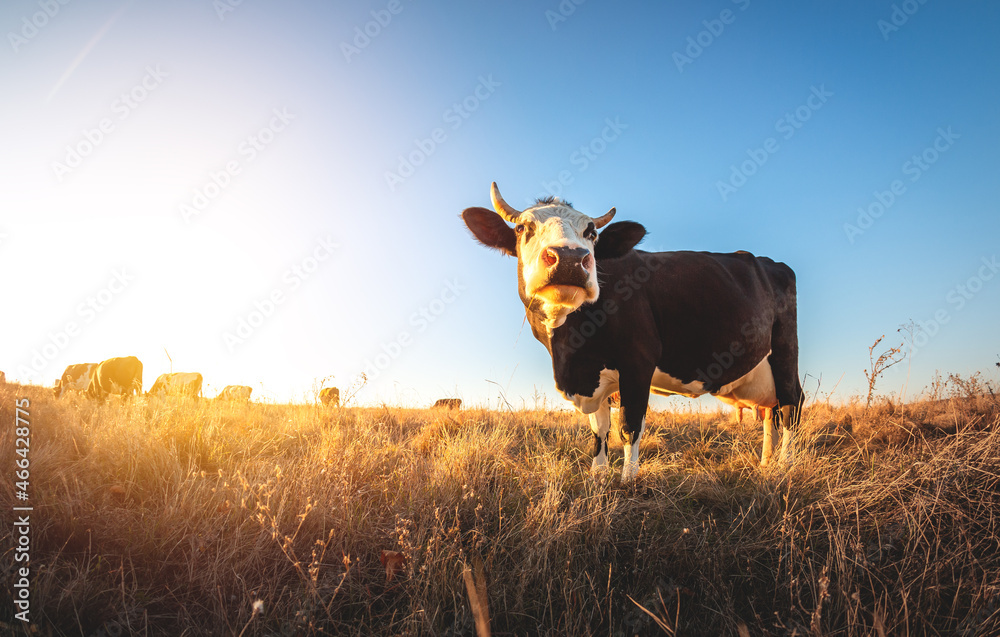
<box><xmin>878</xmin><ymin>0</ymin><xmax>930</xmax><ymax>41</ymax></box>
<box><xmin>362</xmin><ymin>279</ymin><xmax>464</xmax><ymax>380</ymax></box>
<box><xmin>529</xmin><ymin>117</ymin><xmax>627</xmax><ymax>204</ymax></box>
<box><xmin>673</xmin><ymin>0</ymin><xmax>751</xmax><ymax>73</ymax></box>
<box><xmin>715</xmin><ymin>84</ymin><xmax>833</xmax><ymax>202</ymax></box>
<box><xmin>7</xmin><ymin>0</ymin><xmax>72</xmax><ymax>53</ymax></box>
<box><xmin>843</xmin><ymin>126</ymin><xmax>958</xmax><ymax>244</ymax></box>
<box><xmin>179</xmin><ymin>107</ymin><xmax>295</xmax><ymax>222</ymax></box>
<box><xmin>213</xmin><ymin>0</ymin><xmax>249</xmax><ymax>22</ymax></box>
<box><xmin>545</xmin><ymin>0</ymin><xmax>588</xmax><ymax>31</ymax></box>
<box><xmin>12</xmin><ymin>398</ymin><xmax>31</xmax><ymax>623</ymax></box>
<box><xmin>901</xmin><ymin>255</ymin><xmax>998</xmax><ymax>358</ymax></box>
<box><xmin>341</xmin><ymin>0</ymin><xmax>410</xmax><ymax>62</ymax></box>
<box><xmin>51</xmin><ymin>65</ymin><xmax>168</xmax><ymax>183</ymax></box>
<box><xmin>16</xmin><ymin>268</ymin><xmax>134</xmax><ymax>381</ymax></box>
<box><xmin>384</xmin><ymin>75</ymin><xmax>500</xmax><ymax>192</ymax></box>
<box><xmin>222</xmin><ymin>236</ymin><xmax>338</xmax><ymax>352</ymax></box>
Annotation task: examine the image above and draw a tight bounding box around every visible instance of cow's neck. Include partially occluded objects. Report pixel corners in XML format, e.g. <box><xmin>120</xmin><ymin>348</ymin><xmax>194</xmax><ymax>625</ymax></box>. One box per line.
<box><xmin>523</xmin><ymin>299</ymin><xmax>553</xmax><ymax>353</ymax></box>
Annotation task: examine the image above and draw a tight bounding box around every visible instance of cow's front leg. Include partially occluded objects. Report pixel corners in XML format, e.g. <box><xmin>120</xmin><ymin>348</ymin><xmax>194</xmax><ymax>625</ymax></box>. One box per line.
<box><xmin>589</xmin><ymin>402</ymin><xmax>611</xmax><ymax>473</ymax></box>
<box><xmin>619</xmin><ymin>370</ymin><xmax>652</xmax><ymax>481</ymax></box>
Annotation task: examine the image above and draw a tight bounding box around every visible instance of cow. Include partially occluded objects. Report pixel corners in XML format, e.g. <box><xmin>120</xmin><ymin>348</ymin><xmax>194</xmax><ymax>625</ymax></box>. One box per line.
<box><xmin>319</xmin><ymin>387</ymin><xmax>340</xmax><ymax>406</ymax></box>
<box><xmin>216</xmin><ymin>385</ymin><xmax>252</xmax><ymax>402</ymax></box>
<box><xmin>0</xmin><ymin>371</ymin><xmax>5</xmax><ymax>384</ymax></box>
<box><xmin>87</xmin><ymin>356</ymin><xmax>143</xmax><ymax>400</ymax></box>
<box><xmin>54</xmin><ymin>363</ymin><xmax>98</xmax><ymax>398</ymax></box>
<box><xmin>147</xmin><ymin>372</ymin><xmax>203</xmax><ymax>398</ymax></box>
<box><xmin>432</xmin><ymin>398</ymin><xmax>462</xmax><ymax>410</ymax></box>
<box><xmin>462</xmin><ymin>183</ymin><xmax>803</xmax><ymax>480</ymax></box>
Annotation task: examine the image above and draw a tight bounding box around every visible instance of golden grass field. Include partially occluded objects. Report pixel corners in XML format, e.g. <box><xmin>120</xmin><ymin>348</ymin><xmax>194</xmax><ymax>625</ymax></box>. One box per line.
<box><xmin>2</xmin><ymin>376</ymin><xmax>999</xmax><ymax>636</ymax></box>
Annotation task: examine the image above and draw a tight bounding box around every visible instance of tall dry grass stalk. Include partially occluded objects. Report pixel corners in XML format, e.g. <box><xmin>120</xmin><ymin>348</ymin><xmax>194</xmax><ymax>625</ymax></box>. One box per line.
<box><xmin>1</xmin><ymin>376</ymin><xmax>999</xmax><ymax>635</ymax></box>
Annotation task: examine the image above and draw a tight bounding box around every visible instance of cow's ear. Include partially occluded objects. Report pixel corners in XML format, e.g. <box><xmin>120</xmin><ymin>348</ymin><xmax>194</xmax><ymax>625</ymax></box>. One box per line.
<box><xmin>462</xmin><ymin>207</ymin><xmax>516</xmax><ymax>256</ymax></box>
<box><xmin>595</xmin><ymin>221</ymin><xmax>646</xmax><ymax>260</ymax></box>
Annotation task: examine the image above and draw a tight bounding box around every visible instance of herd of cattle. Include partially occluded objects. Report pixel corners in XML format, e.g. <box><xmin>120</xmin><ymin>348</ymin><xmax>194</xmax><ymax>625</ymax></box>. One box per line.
<box><xmin>42</xmin><ymin>356</ymin><xmax>462</xmax><ymax>409</ymax></box>
<box><xmin>51</xmin><ymin>356</ymin><xmax>256</xmax><ymax>402</ymax></box>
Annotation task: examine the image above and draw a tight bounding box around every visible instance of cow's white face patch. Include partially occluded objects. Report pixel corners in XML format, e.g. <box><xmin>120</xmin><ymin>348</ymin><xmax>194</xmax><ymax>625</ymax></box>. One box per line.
<box><xmin>515</xmin><ymin>202</ymin><xmax>601</xmax><ymax>329</ymax></box>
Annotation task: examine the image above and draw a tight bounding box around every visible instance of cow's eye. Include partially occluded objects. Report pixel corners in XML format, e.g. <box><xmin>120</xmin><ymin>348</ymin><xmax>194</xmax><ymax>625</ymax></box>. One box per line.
<box><xmin>584</xmin><ymin>224</ymin><xmax>597</xmax><ymax>241</ymax></box>
<box><xmin>515</xmin><ymin>224</ymin><xmax>525</xmax><ymax>235</ymax></box>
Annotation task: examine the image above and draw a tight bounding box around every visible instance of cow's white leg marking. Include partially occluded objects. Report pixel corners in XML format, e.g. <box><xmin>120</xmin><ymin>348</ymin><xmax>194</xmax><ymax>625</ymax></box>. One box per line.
<box><xmin>760</xmin><ymin>408</ymin><xmax>775</xmax><ymax>466</ymax></box>
<box><xmin>778</xmin><ymin>405</ymin><xmax>795</xmax><ymax>465</ymax></box>
<box><xmin>621</xmin><ymin>416</ymin><xmax>645</xmax><ymax>481</ymax></box>
<box><xmin>589</xmin><ymin>402</ymin><xmax>611</xmax><ymax>473</ymax></box>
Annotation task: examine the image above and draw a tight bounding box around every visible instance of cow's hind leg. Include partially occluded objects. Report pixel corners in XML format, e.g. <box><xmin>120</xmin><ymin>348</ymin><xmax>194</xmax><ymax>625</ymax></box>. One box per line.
<box><xmin>778</xmin><ymin>404</ymin><xmax>799</xmax><ymax>465</ymax></box>
<box><xmin>589</xmin><ymin>402</ymin><xmax>611</xmax><ymax>473</ymax></box>
<box><xmin>769</xmin><ymin>285</ymin><xmax>804</xmax><ymax>467</ymax></box>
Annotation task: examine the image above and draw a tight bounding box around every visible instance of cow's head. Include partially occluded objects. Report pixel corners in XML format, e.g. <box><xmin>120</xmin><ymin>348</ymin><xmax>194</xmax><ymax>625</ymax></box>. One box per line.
<box><xmin>462</xmin><ymin>182</ymin><xmax>646</xmax><ymax>330</ymax></box>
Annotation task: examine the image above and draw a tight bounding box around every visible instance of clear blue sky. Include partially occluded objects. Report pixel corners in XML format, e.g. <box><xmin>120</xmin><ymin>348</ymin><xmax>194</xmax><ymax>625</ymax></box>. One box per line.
<box><xmin>2</xmin><ymin>0</ymin><xmax>998</xmax><ymax>407</ymax></box>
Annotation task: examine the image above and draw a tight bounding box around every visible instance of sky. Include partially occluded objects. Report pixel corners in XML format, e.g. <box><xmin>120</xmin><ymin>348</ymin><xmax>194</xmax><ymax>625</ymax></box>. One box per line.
<box><xmin>1</xmin><ymin>0</ymin><xmax>998</xmax><ymax>408</ymax></box>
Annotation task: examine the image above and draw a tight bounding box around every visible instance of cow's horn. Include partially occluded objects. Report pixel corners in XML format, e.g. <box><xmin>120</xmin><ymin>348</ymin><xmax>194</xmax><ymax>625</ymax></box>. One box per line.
<box><xmin>593</xmin><ymin>207</ymin><xmax>616</xmax><ymax>229</ymax></box>
<box><xmin>490</xmin><ymin>182</ymin><xmax>521</xmax><ymax>223</ymax></box>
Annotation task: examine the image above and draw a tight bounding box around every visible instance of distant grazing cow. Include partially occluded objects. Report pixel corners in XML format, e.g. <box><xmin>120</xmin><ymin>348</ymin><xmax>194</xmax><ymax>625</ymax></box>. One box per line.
<box><xmin>87</xmin><ymin>356</ymin><xmax>143</xmax><ymax>400</ymax></box>
<box><xmin>54</xmin><ymin>363</ymin><xmax>98</xmax><ymax>398</ymax></box>
<box><xmin>319</xmin><ymin>387</ymin><xmax>340</xmax><ymax>406</ymax></box>
<box><xmin>0</xmin><ymin>371</ymin><xmax>5</xmax><ymax>384</ymax></box>
<box><xmin>432</xmin><ymin>398</ymin><xmax>462</xmax><ymax>410</ymax></box>
<box><xmin>462</xmin><ymin>183</ymin><xmax>803</xmax><ymax>479</ymax></box>
<box><xmin>216</xmin><ymin>385</ymin><xmax>252</xmax><ymax>402</ymax></box>
<box><xmin>148</xmin><ymin>372</ymin><xmax>203</xmax><ymax>398</ymax></box>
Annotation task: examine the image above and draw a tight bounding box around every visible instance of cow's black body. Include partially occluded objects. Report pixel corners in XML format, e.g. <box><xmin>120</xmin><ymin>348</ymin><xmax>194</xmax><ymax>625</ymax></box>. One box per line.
<box><xmin>525</xmin><ymin>248</ymin><xmax>801</xmax><ymax>446</ymax></box>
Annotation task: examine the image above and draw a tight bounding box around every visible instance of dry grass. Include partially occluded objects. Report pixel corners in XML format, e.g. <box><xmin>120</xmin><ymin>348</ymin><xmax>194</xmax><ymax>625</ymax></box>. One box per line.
<box><xmin>1</xmin><ymin>380</ymin><xmax>999</xmax><ymax>636</ymax></box>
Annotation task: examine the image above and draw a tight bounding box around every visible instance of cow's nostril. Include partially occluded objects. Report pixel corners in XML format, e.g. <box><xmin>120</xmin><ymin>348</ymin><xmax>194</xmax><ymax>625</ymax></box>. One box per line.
<box><xmin>543</xmin><ymin>249</ymin><xmax>558</xmax><ymax>267</ymax></box>
<box><xmin>582</xmin><ymin>254</ymin><xmax>593</xmax><ymax>270</ymax></box>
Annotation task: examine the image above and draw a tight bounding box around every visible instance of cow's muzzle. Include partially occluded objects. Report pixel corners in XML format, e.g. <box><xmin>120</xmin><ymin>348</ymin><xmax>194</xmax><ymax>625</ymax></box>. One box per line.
<box><xmin>542</xmin><ymin>246</ymin><xmax>593</xmax><ymax>288</ymax></box>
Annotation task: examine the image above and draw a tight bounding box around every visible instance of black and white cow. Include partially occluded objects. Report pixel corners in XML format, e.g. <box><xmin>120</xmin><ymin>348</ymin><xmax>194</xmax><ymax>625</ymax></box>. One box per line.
<box><xmin>462</xmin><ymin>183</ymin><xmax>803</xmax><ymax>479</ymax></box>
<box><xmin>54</xmin><ymin>363</ymin><xmax>97</xmax><ymax>398</ymax></box>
